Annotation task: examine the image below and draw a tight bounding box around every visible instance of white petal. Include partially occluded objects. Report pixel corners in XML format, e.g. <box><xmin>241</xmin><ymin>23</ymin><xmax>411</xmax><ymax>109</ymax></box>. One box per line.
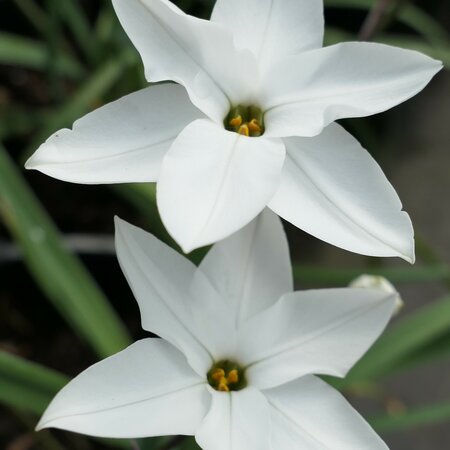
<box><xmin>112</xmin><ymin>0</ymin><xmax>258</xmax><ymax>122</ymax></box>
<box><xmin>262</xmin><ymin>42</ymin><xmax>443</xmax><ymax>138</ymax></box>
<box><xmin>37</xmin><ymin>339</ymin><xmax>210</xmax><ymax>438</ymax></box>
<box><xmin>211</xmin><ymin>0</ymin><xmax>323</xmax><ymax>71</ymax></box>
<box><xmin>238</xmin><ymin>288</ymin><xmax>396</xmax><ymax>389</ymax></box>
<box><xmin>195</xmin><ymin>387</ymin><xmax>270</xmax><ymax>450</ymax></box>
<box><xmin>115</xmin><ymin>217</ymin><xmax>220</xmax><ymax>374</ymax></box>
<box><xmin>116</xmin><ymin>217</ymin><xmax>237</xmax><ymax>366</ymax></box>
<box><xmin>268</xmin><ymin>124</ymin><xmax>415</xmax><ymax>262</ymax></box>
<box><xmin>158</xmin><ymin>119</ymin><xmax>286</xmax><ymax>253</ymax></box>
<box><xmin>199</xmin><ymin>209</ymin><xmax>293</xmax><ymax>325</ymax></box>
<box><xmin>26</xmin><ymin>84</ymin><xmax>202</xmax><ymax>184</ymax></box>
<box><xmin>265</xmin><ymin>376</ymin><xmax>388</xmax><ymax>450</ymax></box>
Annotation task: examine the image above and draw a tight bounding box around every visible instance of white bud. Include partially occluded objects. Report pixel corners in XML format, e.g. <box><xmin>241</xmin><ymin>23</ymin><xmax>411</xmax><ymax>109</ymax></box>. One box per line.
<box><xmin>350</xmin><ymin>274</ymin><xmax>404</xmax><ymax>315</ymax></box>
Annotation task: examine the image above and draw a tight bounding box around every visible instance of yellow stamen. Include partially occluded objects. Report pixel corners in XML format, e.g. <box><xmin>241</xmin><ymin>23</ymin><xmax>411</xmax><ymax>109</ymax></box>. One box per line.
<box><xmin>225</xmin><ymin>105</ymin><xmax>264</xmax><ymax>137</ymax></box>
<box><xmin>248</xmin><ymin>119</ymin><xmax>262</xmax><ymax>133</ymax></box>
<box><xmin>238</xmin><ymin>124</ymin><xmax>250</xmax><ymax>136</ymax></box>
<box><xmin>227</xmin><ymin>369</ymin><xmax>239</xmax><ymax>384</ymax></box>
<box><xmin>218</xmin><ymin>381</ymin><xmax>230</xmax><ymax>392</ymax></box>
<box><xmin>207</xmin><ymin>360</ymin><xmax>246</xmax><ymax>392</ymax></box>
<box><xmin>229</xmin><ymin>115</ymin><xmax>243</xmax><ymax>127</ymax></box>
<box><xmin>211</xmin><ymin>368</ymin><xmax>225</xmax><ymax>381</ymax></box>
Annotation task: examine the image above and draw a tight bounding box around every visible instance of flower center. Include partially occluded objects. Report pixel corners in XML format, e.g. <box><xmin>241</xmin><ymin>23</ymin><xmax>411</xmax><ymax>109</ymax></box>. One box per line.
<box><xmin>225</xmin><ymin>105</ymin><xmax>265</xmax><ymax>137</ymax></box>
<box><xmin>207</xmin><ymin>360</ymin><xmax>247</xmax><ymax>392</ymax></box>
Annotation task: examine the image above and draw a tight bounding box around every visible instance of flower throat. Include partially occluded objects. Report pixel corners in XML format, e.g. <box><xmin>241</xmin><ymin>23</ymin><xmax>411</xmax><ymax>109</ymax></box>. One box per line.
<box><xmin>207</xmin><ymin>360</ymin><xmax>247</xmax><ymax>392</ymax></box>
<box><xmin>225</xmin><ymin>105</ymin><xmax>265</xmax><ymax>137</ymax></box>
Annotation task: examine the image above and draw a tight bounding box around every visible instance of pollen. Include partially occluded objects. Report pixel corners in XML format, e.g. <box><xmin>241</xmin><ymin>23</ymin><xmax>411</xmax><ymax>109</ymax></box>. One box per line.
<box><xmin>211</xmin><ymin>368</ymin><xmax>225</xmax><ymax>381</ymax></box>
<box><xmin>207</xmin><ymin>360</ymin><xmax>246</xmax><ymax>392</ymax></box>
<box><xmin>229</xmin><ymin>115</ymin><xmax>243</xmax><ymax>127</ymax></box>
<box><xmin>225</xmin><ymin>105</ymin><xmax>265</xmax><ymax>137</ymax></box>
<box><xmin>248</xmin><ymin>118</ymin><xmax>262</xmax><ymax>133</ymax></box>
<box><xmin>227</xmin><ymin>369</ymin><xmax>239</xmax><ymax>384</ymax></box>
<box><xmin>238</xmin><ymin>124</ymin><xmax>250</xmax><ymax>137</ymax></box>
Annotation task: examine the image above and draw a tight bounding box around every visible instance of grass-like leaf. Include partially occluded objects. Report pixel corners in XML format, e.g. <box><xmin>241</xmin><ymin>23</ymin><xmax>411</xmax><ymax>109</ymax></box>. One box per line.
<box><xmin>0</xmin><ymin>351</ymin><xmax>67</xmax><ymax>415</ymax></box>
<box><xmin>370</xmin><ymin>401</ymin><xmax>450</xmax><ymax>433</ymax></box>
<box><xmin>0</xmin><ymin>144</ymin><xmax>131</xmax><ymax>358</ymax></box>
<box><xmin>0</xmin><ymin>32</ymin><xmax>84</xmax><ymax>78</ymax></box>
<box><xmin>52</xmin><ymin>0</ymin><xmax>100</xmax><ymax>64</ymax></box>
<box><xmin>325</xmin><ymin>0</ymin><xmax>450</xmax><ymax>44</ymax></box>
<box><xmin>340</xmin><ymin>294</ymin><xmax>450</xmax><ymax>385</ymax></box>
<box><xmin>293</xmin><ymin>263</ymin><xmax>450</xmax><ymax>286</ymax></box>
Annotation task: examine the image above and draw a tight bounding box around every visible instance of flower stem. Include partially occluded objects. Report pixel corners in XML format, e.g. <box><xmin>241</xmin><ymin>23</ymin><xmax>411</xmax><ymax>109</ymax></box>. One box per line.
<box><xmin>358</xmin><ymin>0</ymin><xmax>408</xmax><ymax>41</ymax></box>
<box><xmin>130</xmin><ymin>440</ymin><xmax>142</xmax><ymax>450</ymax></box>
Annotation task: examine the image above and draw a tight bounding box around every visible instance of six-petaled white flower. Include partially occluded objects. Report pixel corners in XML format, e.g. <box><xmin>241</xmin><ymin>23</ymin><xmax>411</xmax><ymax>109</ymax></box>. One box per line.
<box><xmin>38</xmin><ymin>211</ymin><xmax>397</xmax><ymax>449</ymax></box>
<box><xmin>26</xmin><ymin>0</ymin><xmax>442</xmax><ymax>259</ymax></box>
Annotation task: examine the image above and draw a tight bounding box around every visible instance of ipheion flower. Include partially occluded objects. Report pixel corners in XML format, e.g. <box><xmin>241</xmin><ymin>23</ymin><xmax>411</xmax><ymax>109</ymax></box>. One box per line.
<box><xmin>38</xmin><ymin>211</ymin><xmax>398</xmax><ymax>449</ymax></box>
<box><xmin>26</xmin><ymin>0</ymin><xmax>442</xmax><ymax>259</ymax></box>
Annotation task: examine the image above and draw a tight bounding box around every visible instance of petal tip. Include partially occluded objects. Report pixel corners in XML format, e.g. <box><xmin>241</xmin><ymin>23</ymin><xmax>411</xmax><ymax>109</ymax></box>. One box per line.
<box><xmin>399</xmin><ymin>237</ymin><xmax>415</xmax><ymax>265</ymax></box>
<box><xmin>24</xmin><ymin>156</ymin><xmax>35</xmax><ymax>170</ymax></box>
<box><xmin>35</xmin><ymin>415</ymin><xmax>49</xmax><ymax>432</ymax></box>
<box><xmin>179</xmin><ymin>241</ymin><xmax>199</xmax><ymax>255</ymax></box>
<box><xmin>114</xmin><ymin>216</ymin><xmax>133</xmax><ymax>246</ymax></box>
<box><xmin>403</xmin><ymin>253</ymin><xmax>416</xmax><ymax>265</ymax></box>
<box><xmin>114</xmin><ymin>214</ymin><xmax>125</xmax><ymax>228</ymax></box>
<box><xmin>114</xmin><ymin>215</ymin><xmax>136</xmax><ymax>236</ymax></box>
<box><xmin>24</xmin><ymin>147</ymin><xmax>46</xmax><ymax>170</ymax></box>
<box><xmin>180</xmin><ymin>245</ymin><xmax>194</xmax><ymax>255</ymax></box>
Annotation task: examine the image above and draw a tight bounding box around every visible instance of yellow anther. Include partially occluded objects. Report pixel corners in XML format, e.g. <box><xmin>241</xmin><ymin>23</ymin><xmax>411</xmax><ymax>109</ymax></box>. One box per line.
<box><xmin>211</xmin><ymin>368</ymin><xmax>225</xmax><ymax>381</ymax></box>
<box><xmin>227</xmin><ymin>369</ymin><xmax>239</xmax><ymax>384</ymax></box>
<box><xmin>229</xmin><ymin>115</ymin><xmax>243</xmax><ymax>127</ymax></box>
<box><xmin>248</xmin><ymin>119</ymin><xmax>262</xmax><ymax>133</ymax></box>
<box><xmin>218</xmin><ymin>382</ymin><xmax>230</xmax><ymax>392</ymax></box>
<box><xmin>238</xmin><ymin>124</ymin><xmax>250</xmax><ymax>137</ymax></box>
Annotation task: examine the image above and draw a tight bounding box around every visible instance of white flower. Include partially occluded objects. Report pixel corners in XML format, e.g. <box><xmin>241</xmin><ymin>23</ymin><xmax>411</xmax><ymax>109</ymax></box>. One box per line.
<box><xmin>26</xmin><ymin>0</ymin><xmax>442</xmax><ymax>259</ymax></box>
<box><xmin>37</xmin><ymin>211</ymin><xmax>397</xmax><ymax>449</ymax></box>
<box><xmin>350</xmin><ymin>274</ymin><xmax>404</xmax><ymax>314</ymax></box>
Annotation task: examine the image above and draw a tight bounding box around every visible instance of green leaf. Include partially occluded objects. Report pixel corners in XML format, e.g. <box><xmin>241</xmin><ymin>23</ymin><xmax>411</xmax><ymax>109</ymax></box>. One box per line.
<box><xmin>393</xmin><ymin>334</ymin><xmax>450</xmax><ymax>374</ymax></box>
<box><xmin>293</xmin><ymin>264</ymin><xmax>450</xmax><ymax>286</ymax></box>
<box><xmin>341</xmin><ymin>294</ymin><xmax>450</xmax><ymax>386</ymax></box>
<box><xmin>0</xmin><ymin>144</ymin><xmax>131</xmax><ymax>358</ymax></box>
<box><xmin>13</xmin><ymin>0</ymin><xmax>50</xmax><ymax>37</ymax></box>
<box><xmin>0</xmin><ymin>107</ymin><xmax>40</xmax><ymax>140</ymax></box>
<box><xmin>324</xmin><ymin>0</ymin><xmax>450</xmax><ymax>44</ymax></box>
<box><xmin>0</xmin><ymin>351</ymin><xmax>67</xmax><ymax>394</ymax></box>
<box><xmin>137</xmin><ymin>437</ymin><xmax>170</xmax><ymax>450</ymax></box>
<box><xmin>178</xmin><ymin>437</ymin><xmax>201</xmax><ymax>450</ymax></box>
<box><xmin>95</xmin><ymin>5</ymin><xmax>117</xmax><ymax>46</ymax></box>
<box><xmin>0</xmin><ymin>351</ymin><xmax>67</xmax><ymax>415</ymax></box>
<box><xmin>370</xmin><ymin>401</ymin><xmax>450</xmax><ymax>433</ymax></box>
<box><xmin>1</xmin><ymin>377</ymin><xmax>57</xmax><ymax>416</ymax></box>
<box><xmin>0</xmin><ymin>32</ymin><xmax>84</xmax><ymax>78</ymax></box>
<box><xmin>396</xmin><ymin>5</ymin><xmax>450</xmax><ymax>46</ymax></box>
<box><xmin>52</xmin><ymin>0</ymin><xmax>100</xmax><ymax>64</ymax></box>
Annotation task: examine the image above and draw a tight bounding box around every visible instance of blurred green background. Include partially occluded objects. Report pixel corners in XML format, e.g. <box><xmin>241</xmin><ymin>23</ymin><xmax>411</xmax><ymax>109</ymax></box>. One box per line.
<box><xmin>0</xmin><ymin>0</ymin><xmax>449</xmax><ymax>449</ymax></box>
